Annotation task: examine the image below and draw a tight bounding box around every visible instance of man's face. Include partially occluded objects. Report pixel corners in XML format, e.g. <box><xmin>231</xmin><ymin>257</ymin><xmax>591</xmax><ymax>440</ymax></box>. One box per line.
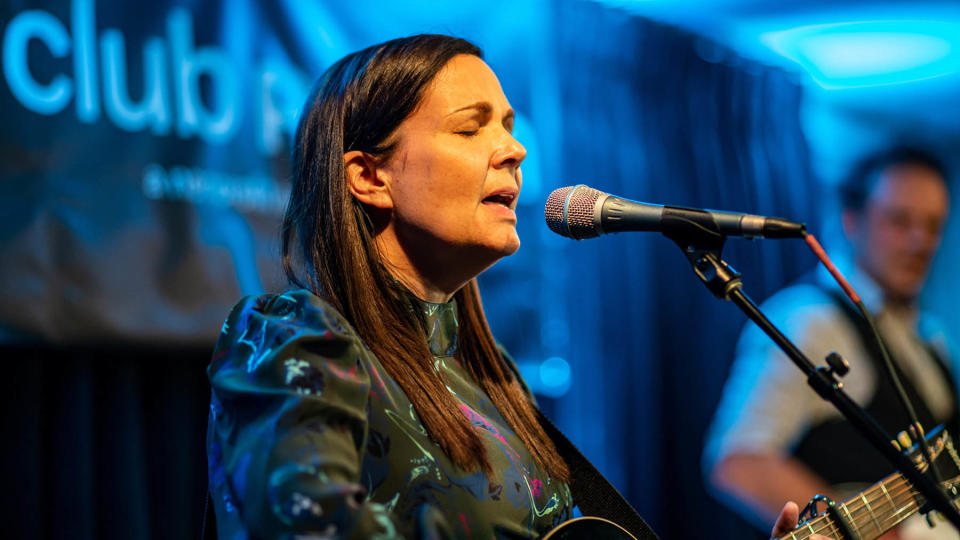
<box><xmin>844</xmin><ymin>163</ymin><xmax>950</xmax><ymax>302</ymax></box>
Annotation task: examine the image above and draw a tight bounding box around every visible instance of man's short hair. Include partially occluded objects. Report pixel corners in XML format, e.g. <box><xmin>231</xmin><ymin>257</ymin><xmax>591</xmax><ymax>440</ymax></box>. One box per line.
<box><xmin>840</xmin><ymin>146</ymin><xmax>948</xmax><ymax>212</ymax></box>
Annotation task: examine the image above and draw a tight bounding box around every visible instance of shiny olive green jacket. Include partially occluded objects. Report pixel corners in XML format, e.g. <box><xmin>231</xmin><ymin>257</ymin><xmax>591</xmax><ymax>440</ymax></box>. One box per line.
<box><xmin>207</xmin><ymin>289</ymin><xmax>572</xmax><ymax>539</ymax></box>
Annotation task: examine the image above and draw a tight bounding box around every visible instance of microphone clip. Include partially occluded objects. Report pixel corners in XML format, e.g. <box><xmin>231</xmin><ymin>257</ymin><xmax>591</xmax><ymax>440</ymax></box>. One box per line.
<box><xmin>663</xmin><ymin>212</ymin><xmax>743</xmax><ymax>301</ymax></box>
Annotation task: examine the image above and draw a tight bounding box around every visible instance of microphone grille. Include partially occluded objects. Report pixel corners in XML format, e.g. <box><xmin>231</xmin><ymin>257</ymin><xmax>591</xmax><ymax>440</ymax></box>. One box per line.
<box><xmin>544</xmin><ymin>185</ymin><xmax>605</xmax><ymax>239</ymax></box>
<box><xmin>544</xmin><ymin>186</ymin><xmax>574</xmax><ymax>236</ymax></box>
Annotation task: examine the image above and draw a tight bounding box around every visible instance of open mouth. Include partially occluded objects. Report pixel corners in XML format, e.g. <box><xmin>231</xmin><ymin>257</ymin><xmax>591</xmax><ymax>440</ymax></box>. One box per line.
<box><xmin>482</xmin><ymin>192</ymin><xmax>516</xmax><ymax>208</ymax></box>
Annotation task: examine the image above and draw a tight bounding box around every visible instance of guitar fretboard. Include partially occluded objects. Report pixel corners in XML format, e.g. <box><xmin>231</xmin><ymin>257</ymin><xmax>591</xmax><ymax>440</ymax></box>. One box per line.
<box><xmin>781</xmin><ymin>472</ymin><xmax>949</xmax><ymax>539</ymax></box>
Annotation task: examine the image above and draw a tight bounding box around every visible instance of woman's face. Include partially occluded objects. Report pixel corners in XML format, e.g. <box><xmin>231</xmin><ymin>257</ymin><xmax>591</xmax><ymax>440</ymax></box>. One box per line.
<box><xmin>376</xmin><ymin>54</ymin><xmax>526</xmax><ymax>281</ymax></box>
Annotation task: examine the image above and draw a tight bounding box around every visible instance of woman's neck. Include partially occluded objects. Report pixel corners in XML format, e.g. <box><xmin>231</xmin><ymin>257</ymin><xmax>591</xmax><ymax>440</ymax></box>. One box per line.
<box><xmin>391</xmin><ymin>267</ymin><xmax>455</xmax><ymax>303</ymax></box>
<box><xmin>375</xmin><ymin>228</ymin><xmax>493</xmax><ymax>303</ymax></box>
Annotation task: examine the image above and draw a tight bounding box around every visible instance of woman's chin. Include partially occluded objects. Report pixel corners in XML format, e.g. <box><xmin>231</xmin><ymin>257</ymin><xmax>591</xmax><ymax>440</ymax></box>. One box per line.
<box><xmin>468</xmin><ymin>237</ymin><xmax>521</xmax><ymax>270</ymax></box>
<box><xmin>492</xmin><ymin>235</ymin><xmax>521</xmax><ymax>257</ymax></box>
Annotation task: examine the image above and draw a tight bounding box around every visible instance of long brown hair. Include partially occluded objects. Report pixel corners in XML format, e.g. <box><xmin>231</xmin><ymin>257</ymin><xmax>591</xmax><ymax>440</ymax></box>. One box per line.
<box><xmin>281</xmin><ymin>35</ymin><xmax>569</xmax><ymax>482</ymax></box>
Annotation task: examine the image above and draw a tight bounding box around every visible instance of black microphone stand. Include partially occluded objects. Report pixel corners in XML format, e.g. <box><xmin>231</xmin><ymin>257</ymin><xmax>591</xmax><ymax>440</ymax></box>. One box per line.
<box><xmin>661</xmin><ymin>213</ymin><xmax>960</xmax><ymax>532</ymax></box>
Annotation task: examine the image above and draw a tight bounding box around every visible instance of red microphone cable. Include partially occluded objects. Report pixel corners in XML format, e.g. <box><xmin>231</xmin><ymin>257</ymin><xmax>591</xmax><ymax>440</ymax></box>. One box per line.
<box><xmin>802</xmin><ymin>232</ymin><xmax>938</xmax><ymax>479</ymax></box>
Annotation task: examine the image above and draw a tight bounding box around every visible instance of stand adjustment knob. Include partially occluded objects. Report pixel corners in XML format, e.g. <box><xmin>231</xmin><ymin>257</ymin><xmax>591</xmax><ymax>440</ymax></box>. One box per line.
<box><xmin>825</xmin><ymin>352</ymin><xmax>850</xmax><ymax>377</ymax></box>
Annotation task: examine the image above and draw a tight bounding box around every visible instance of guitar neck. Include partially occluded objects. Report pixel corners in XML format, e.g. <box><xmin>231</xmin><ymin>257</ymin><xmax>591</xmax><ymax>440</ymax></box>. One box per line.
<box><xmin>780</xmin><ymin>428</ymin><xmax>960</xmax><ymax>539</ymax></box>
<box><xmin>781</xmin><ymin>472</ymin><xmax>921</xmax><ymax>540</ymax></box>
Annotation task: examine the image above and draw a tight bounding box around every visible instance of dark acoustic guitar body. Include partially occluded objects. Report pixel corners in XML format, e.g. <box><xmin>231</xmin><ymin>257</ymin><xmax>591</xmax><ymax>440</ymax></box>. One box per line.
<box><xmin>539</xmin><ymin>516</ymin><xmax>637</xmax><ymax>539</ymax></box>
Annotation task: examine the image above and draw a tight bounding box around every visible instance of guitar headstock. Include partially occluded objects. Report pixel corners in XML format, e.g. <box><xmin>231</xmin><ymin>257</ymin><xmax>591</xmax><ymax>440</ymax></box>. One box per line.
<box><xmin>903</xmin><ymin>426</ymin><xmax>960</xmax><ymax>509</ymax></box>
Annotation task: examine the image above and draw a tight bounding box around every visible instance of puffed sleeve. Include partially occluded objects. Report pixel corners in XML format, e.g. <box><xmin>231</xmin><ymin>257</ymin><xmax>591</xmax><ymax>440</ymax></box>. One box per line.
<box><xmin>206</xmin><ymin>290</ymin><xmax>401</xmax><ymax>539</ymax></box>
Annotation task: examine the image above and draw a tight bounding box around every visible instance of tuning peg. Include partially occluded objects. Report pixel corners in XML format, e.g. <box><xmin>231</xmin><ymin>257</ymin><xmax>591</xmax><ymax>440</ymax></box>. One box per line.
<box><xmin>926</xmin><ymin>511</ymin><xmax>944</xmax><ymax>528</ymax></box>
<box><xmin>897</xmin><ymin>430</ymin><xmax>913</xmax><ymax>450</ymax></box>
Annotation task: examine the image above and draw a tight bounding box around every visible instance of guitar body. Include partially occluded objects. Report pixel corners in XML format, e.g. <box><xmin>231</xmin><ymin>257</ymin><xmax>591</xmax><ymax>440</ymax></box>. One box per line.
<box><xmin>540</xmin><ymin>517</ymin><xmax>637</xmax><ymax>540</ymax></box>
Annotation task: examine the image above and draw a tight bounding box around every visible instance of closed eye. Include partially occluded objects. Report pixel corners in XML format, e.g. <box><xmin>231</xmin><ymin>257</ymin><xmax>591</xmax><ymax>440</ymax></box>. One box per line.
<box><xmin>454</xmin><ymin>117</ymin><xmax>483</xmax><ymax>136</ymax></box>
<box><xmin>447</xmin><ymin>102</ymin><xmax>492</xmax><ymax>136</ymax></box>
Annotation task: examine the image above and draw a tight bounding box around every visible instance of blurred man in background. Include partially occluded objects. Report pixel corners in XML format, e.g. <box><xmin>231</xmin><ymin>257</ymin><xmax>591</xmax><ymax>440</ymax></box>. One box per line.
<box><xmin>704</xmin><ymin>146</ymin><xmax>956</xmax><ymax>539</ymax></box>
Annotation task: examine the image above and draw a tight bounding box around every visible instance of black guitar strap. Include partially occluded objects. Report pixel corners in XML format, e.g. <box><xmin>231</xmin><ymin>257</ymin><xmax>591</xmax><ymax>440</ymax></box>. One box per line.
<box><xmin>536</xmin><ymin>409</ymin><xmax>660</xmax><ymax>539</ymax></box>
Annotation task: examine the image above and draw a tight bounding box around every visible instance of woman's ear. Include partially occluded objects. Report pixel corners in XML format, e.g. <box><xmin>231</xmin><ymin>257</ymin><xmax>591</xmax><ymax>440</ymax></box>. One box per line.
<box><xmin>345</xmin><ymin>150</ymin><xmax>393</xmax><ymax>209</ymax></box>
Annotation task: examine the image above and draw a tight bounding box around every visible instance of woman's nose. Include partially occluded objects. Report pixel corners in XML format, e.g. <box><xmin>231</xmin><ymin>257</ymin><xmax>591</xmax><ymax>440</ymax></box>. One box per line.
<box><xmin>493</xmin><ymin>132</ymin><xmax>526</xmax><ymax>170</ymax></box>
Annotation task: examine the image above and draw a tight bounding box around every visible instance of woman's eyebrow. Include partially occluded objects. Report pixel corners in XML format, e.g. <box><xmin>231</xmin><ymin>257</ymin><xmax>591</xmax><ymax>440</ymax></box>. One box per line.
<box><xmin>447</xmin><ymin>101</ymin><xmax>493</xmax><ymax>116</ymax></box>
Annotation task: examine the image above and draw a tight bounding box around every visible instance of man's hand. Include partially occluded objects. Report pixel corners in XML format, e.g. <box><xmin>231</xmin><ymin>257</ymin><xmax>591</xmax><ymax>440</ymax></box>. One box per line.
<box><xmin>771</xmin><ymin>501</ymin><xmax>833</xmax><ymax>540</ymax></box>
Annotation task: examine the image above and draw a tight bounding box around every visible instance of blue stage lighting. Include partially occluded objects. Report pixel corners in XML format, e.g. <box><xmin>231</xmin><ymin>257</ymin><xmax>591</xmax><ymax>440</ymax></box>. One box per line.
<box><xmin>762</xmin><ymin>21</ymin><xmax>960</xmax><ymax>88</ymax></box>
<box><xmin>539</xmin><ymin>356</ymin><xmax>571</xmax><ymax>397</ymax></box>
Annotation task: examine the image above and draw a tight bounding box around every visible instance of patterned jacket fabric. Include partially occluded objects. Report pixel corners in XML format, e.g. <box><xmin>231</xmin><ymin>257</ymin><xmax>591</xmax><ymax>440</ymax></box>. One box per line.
<box><xmin>207</xmin><ymin>289</ymin><xmax>572</xmax><ymax>539</ymax></box>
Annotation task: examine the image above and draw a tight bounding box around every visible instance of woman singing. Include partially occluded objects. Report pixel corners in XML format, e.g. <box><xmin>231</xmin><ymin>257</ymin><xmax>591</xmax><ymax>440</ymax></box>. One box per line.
<box><xmin>206</xmin><ymin>34</ymin><xmax>816</xmax><ymax>540</ymax></box>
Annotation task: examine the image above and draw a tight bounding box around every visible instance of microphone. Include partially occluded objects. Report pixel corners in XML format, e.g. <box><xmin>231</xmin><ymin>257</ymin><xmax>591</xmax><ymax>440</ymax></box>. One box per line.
<box><xmin>544</xmin><ymin>185</ymin><xmax>806</xmax><ymax>240</ymax></box>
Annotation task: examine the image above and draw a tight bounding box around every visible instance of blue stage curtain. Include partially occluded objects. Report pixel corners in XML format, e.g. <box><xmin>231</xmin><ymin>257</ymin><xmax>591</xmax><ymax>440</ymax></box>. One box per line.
<box><xmin>0</xmin><ymin>346</ymin><xmax>210</xmax><ymax>540</ymax></box>
<box><xmin>547</xmin><ymin>3</ymin><xmax>823</xmax><ymax>538</ymax></box>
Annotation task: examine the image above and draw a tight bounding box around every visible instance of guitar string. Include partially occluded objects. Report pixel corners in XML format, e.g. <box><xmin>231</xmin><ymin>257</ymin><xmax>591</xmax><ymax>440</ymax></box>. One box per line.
<box><xmin>841</xmin><ymin>471</ymin><xmax>960</xmax><ymax>526</ymax></box>
<box><xmin>804</xmin><ymin>479</ymin><xmax>919</xmax><ymax>539</ymax></box>
<box><xmin>788</xmin><ymin>476</ymin><xmax>925</xmax><ymax>539</ymax></box>
<box><xmin>798</xmin><ymin>473</ymin><xmax>960</xmax><ymax>539</ymax></box>
<box><xmin>798</xmin><ymin>495</ymin><xmax>915</xmax><ymax>539</ymax></box>
<box><xmin>787</xmin><ymin>490</ymin><xmax>906</xmax><ymax>539</ymax></box>
<box><xmin>820</xmin><ymin>481</ymin><xmax>915</xmax><ymax>537</ymax></box>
